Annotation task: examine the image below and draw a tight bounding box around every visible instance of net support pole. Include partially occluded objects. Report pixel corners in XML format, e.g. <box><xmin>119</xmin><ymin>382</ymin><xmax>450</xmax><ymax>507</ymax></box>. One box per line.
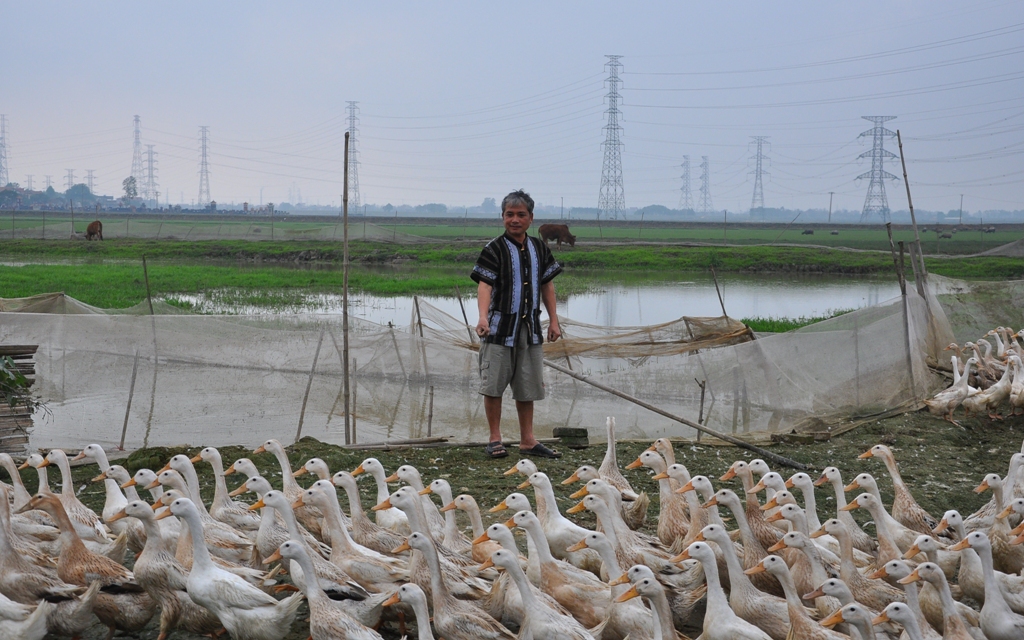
<box><xmin>352</xmin><ymin>358</ymin><xmax>357</xmax><ymax>444</ymax></box>
<box><xmin>887</xmin><ymin>224</ymin><xmax>917</xmax><ymax>395</ymax></box>
<box><xmin>389</xmin><ymin>326</ymin><xmax>407</xmax><ymax>380</ymax></box>
<box><xmin>117</xmin><ymin>349</ymin><xmax>140</xmax><ymax>451</ymax></box>
<box><xmin>142</xmin><ymin>255</ymin><xmax>154</xmax><ymax>315</ymax></box>
<box><xmin>414</xmin><ymin>295</ymin><xmax>430</xmax><ymax>381</ymax></box>
<box><xmin>542</xmin><ymin>358</ymin><xmax>809</xmax><ymax>470</ymax></box>
<box><xmin>427</xmin><ymin>386</ymin><xmax>434</xmax><ymax>437</ymax></box>
<box><xmin>454</xmin><ymin>285</ymin><xmax>476</xmax><ymax>345</ymax></box>
<box><xmin>295</xmin><ymin>328</ymin><xmax>326</xmax><ymax>444</ymax></box>
<box><xmin>342</xmin><ymin>131</ymin><xmax>351</xmax><ymax>445</ymax></box>
<box><xmin>710</xmin><ymin>267</ymin><xmax>727</xmax><ymax>317</ymax></box>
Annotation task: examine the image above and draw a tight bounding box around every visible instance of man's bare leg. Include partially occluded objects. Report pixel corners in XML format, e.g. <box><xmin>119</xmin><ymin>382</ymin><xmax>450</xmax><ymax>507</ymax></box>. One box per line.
<box><xmin>516</xmin><ymin>400</ymin><xmax>538</xmax><ymax>450</ymax></box>
<box><xmin>484</xmin><ymin>395</ymin><xmax>503</xmax><ymax>444</ymax></box>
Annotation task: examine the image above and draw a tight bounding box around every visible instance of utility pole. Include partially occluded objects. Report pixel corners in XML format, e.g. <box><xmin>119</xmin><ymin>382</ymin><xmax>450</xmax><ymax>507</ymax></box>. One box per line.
<box><xmin>131</xmin><ymin>115</ymin><xmax>144</xmax><ymax>189</ymax></box>
<box><xmin>597</xmin><ymin>55</ymin><xmax>625</xmax><ymax>221</ymax></box>
<box><xmin>346</xmin><ymin>101</ymin><xmax>361</xmax><ymax>210</ymax></box>
<box><xmin>857</xmin><ymin>116</ymin><xmax>898</xmax><ymax>222</ymax></box>
<box><xmin>0</xmin><ymin>115</ymin><xmax>8</xmax><ymax>188</ymax></box>
<box><xmin>698</xmin><ymin>156</ymin><xmax>713</xmax><ymax>215</ymax></box>
<box><xmin>749</xmin><ymin>136</ymin><xmax>769</xmax><ymax>214</ymax></box>
<box><xmin>678</xmin><ymin>155</ymin><xmax>693</xmax><ymax>211</ymax></box>
<box><xmin>197</xmin><ymin>126</ymin><xmax>211</xmax><ymax>206</ymax></box>
<box><xmin>827</xmin><ymin>191</ymin><xmax>834</xmax><ymax>224</ymax></box>
<box><xmin>958</xmin><ymin>194</ymin><xmax>964</xmax><ymax>225</ymax></box>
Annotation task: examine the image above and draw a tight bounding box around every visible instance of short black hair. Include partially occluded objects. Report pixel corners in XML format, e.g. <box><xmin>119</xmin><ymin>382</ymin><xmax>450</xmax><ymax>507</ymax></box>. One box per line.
<box><xmin>501</xmin><ymin>189</ymin><xmax>534</xmax><ymax>215</ymax></box>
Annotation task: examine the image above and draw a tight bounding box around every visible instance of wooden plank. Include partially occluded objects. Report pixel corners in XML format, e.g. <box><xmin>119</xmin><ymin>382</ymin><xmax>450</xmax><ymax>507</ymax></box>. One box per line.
<box><xmin>0</xmin><ymin>346</ymin><xmax>38</xmax><ymax>356</ymax></box>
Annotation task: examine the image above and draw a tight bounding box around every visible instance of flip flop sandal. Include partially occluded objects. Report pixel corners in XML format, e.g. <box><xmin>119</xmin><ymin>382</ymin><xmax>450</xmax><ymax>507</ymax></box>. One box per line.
<box><xmin>485</xmin><ymin>441</ymin><xmax>509</xmax><ymax>458</ymax></box>
<box><xmin>520</xmin><ymin>443</ymin><xmax>562</xmax><ymax>459</ymax></box>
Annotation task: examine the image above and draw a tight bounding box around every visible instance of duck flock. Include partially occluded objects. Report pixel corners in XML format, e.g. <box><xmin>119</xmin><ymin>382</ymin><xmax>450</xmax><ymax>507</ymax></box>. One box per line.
<box><xmin>926</xmin><ymin>327</ymin><xmax>1024</xmax><ymax>423</ymax></box>
<box><xmin>0</xmin><ymin>417</ymin><xmax>1023</xmax><ymax>639</ymax></box>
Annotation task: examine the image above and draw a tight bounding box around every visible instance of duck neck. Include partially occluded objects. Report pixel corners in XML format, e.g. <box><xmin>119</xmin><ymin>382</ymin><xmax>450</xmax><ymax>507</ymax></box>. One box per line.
<box><xmin>699</xmin><ymin>554</ymin><xmax>729</xmax><ymax>612</ymax></box>
<box><xmin>646</xmin><ymin>587</ymin><xmax>676</xmax><ymax>640</ymax></box>
<box><xmin>179</xmin><ymin>464</ymin><xmax>208</xmax><ymax>514</ymax></box>
<box><xmin>604</xmin><ymin>421</ymin><xmax>618</xmax><ymax>468</ymax></box>
<box><xmin>319</xmin><ymin>496</ymin><xmax>356</xmax><ymax>554</ymax></box>
<box><xmin>273</xmin><ymin>503</ymin><xmax>304</xmax><ymax>542</ymax></box>
<box><xmin>738</xmin><ymin>469</ymin><xmax>761</xmax><ymax>512</ymax></box>
<box><xmin>930</xmin><ymin>575</ymin><xmax>971</xmax><ymax>635</ymax></box>
<box><xmin>54</xmin><ymin>455</ymin><xmax>75</xmax><ymax>498</ymax></box>
<box><xmin>833</xmin><ymin>528</ymin><xmax>859</xmax><ymax>586</ymax></box>
<box><xmin>797</xmin><ymin>487</ymin><xmax>821</xmax><ymax>531</ymax></box>
<box><xmin>270</xmin><ymin>446</ymin><xmax>300</xmax><ymax>495</ymax></box>
<box><xmin>880</xmin><ymin>454</ymin><xmax>910</xmax><ymax>496</ymax></box>
<box><xmin>368</xmin><ymin>468</ymin><xmax>391</xmax><ymax>504</ymax></box>
<box><xmin>435</xmin><ymin>487</ymin><xmax>460</xmax><ymax>544</ymax></box>
<box><xmin>899</xmin><ymin>614</ymin><xmax>925</xmax><ymax>640</ymax></box>
<box><xmin>420</xmin><ymin>541</ymin><xmax>450</xmax><ymax>610</ymax></box>
<box><xmin>728</xmin><ymin>499</ymin><xmax>768</xmax><ymax>556</ymax></box>
<box><xmin>407</xmin><ymin>596</ymin><xmax>434</xmax><ymax>640</ymax></box>
<box><xmin>35</xmin><ymin>466</ymin><xmax>53</xmax><ymax>495</ymax></box>
<box><xmin>47</xmin><ymin>500</ymin><xmax>85</xmax><ymax>555</ymax></box>
<box><xmin>520</xmin><ymin>519</ymin><xmax>556</xmax><ymax>565</ymax></box>
<box><xmin>829</xmin><ymin>477</ymin><xmax>849</xmax><ymax>511</ymax></box>
<box><xmin>864</xmin><ymin>503</ymin><xmax>900</xmax><ymax>559</ymax></box>
<box><xmin>773</xmin><ymin>564</ymin><xmax>809</xmax><ymax>621</ymax></box>
<box><xmin>794</xmin><ymin>540</ymin><xmax>828</xmax><ymax>587</ymax></box>
<box><xmin>589</xmin><ymin>502</ymin><xmax>621</xmax><ymax>550</ymax></box>
<box><xmin>0</xmin><ymin>457</ymin><xmax>29</xmax><ymax>506</ymax></box>
<box><xmin>291</xmin><ymin>547</ymin><xmax>329</xmax><ymax>604</ymax></box>
<box><xmin>341</xmin><ymin>483</ymin><xmax>368</xmax><ymax>524</ymax></box>
<box><xmin>505</xmin><ymin>559</ymin><xmax>539</xmax><ymax>611</ymax></box>
<box><xmin>209</xmin><ymin>452</ymin><xmax>230</xmax><ymax>505</ymax></box>
<box><xmin>463</xmin><ymin>501</ymin><xmax>486</xmax><ymax>539</ymax></box>
<box><xmin>137</xmin><ymin>512</ymin><xmax>165</xmax><ymax>554</ymax></box>
<box><xmin>531</xmin><ymin>481</ymin><xmax>560</xmax><ymax>525</ymax></box>
<box><xmin>900</xmin><ymin>580</ymin><xmax>929</xmax><ymax>632</ymax></box>
<box><xmin>976</xmin><ymin>542</ymin><xmax>1012</xmax><ymax>614</ymax></box>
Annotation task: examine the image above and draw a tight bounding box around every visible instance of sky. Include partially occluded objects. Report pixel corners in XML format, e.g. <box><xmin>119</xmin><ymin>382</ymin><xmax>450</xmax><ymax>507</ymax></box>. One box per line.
<box><xmin>3</xmin><ymin>1</ymin><xmax>1024</xmax><ymax>214</ymax></box>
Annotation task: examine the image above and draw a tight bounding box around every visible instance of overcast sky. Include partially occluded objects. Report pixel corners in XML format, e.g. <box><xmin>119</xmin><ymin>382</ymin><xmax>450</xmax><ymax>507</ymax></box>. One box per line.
<box><xmin>4</xmin><ymin>1</ymin><xmax>1023</xmax><ymax>213</ymax></box>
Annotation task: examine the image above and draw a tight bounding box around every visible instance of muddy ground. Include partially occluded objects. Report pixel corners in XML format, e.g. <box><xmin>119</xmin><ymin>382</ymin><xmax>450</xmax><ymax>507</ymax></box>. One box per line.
<box><xmin>17</xmin><ymin>407</ymin><xmax>1024</xmax><ymax>639</ymax></box>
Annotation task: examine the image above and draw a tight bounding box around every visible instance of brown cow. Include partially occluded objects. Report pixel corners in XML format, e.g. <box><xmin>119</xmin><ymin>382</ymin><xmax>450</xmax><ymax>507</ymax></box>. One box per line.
<box><xmin>538</xmin><ymin>223</ymin><xmax>576</xmax><ymax>247</ymax></box>
<box><xmin>86</xmin><ymin>220</ymin><xmax>103</xmax><ymax>241</ymax></box>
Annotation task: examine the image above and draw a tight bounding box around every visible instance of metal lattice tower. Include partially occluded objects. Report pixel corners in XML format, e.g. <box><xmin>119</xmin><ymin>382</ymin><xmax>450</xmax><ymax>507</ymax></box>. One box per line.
<box><xmin>197</xmin><ymin>126</ymin><xmax>211</xmax><ymax>206</ymax></box>
<box><xmin>857</xmin><ymin>116</ymin><xmax>899</xmax><ymax>222</ymax></box>
<box><xmin>130</xmin><ymin>115</ymin><xmax>144</xmax><ymax>188</ymax></box>
<box><xmin>346</xmin><ymin>101</ymin><xmax>361</xmax><ymax>209</ymax></box>
<box><xmin>25</xmin><ymin>175</ymin><xmax>33</xmax><ymax>191</ymax></box>
<box><xmin>678</xmin><ymin>155</ymin><xmax>693</xmax><ymax>211</ymax></box>
<box><xmin>698</xmin><ymin>156</ymin><xmax>713</xmax><ymax>214</ymax></box>
<box><xmin>44</xmin><ymin>175</ymin><xmax>52</xmax><ymax>189</ymax></box>
<box><xmin>598</xmin><ymin>55</ymin><xmax>625</xmax><ymax>220</ymax></box>
<box><xmin>142</xmin><ymin>145</ymin><xmax>158</xmax><ymax>201</ymax></box>
<box><xmin>85</xmin><ymin>170</ymin><xmax>95</xmax><ymax>193</ymax></box>
<box><xmin>749</xmin><ymin>136</ymin><xmax>770</xmax><ymax>212</ymax></box>
<box><xmin>0</xmin><ymin>115</ymin><xmax>8</xmax><ymax>187</ymax></box>
<box><xmin>64</xmin><ymin>169</ymin><xmax>75</xmax><ymax>191</ymax></box>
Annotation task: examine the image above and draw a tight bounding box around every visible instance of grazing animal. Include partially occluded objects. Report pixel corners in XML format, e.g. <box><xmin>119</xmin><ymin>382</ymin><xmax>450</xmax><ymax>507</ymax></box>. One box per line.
<box><xmin>538</xmin><ymin>223</ymin><xmax>576</xmax><ymax>248</ymax></box>
<box><xmin>940</xmin><ymin>233</ymin><xmax>953</xmax><ymax>239</ymax></box>
<box><xmin>86</xmin><ymin>220</ymin><xmax>103</xmax><ymax>241</ymax></box>
<box><xmin>801</xmin><ymin>229</ymin><xmax>814</xmax><ymax>235</ymax></box>
<box><xmin>830</xmin><ymin>230</ymin><xmax>839</xmax><ymax>236</ymax></box>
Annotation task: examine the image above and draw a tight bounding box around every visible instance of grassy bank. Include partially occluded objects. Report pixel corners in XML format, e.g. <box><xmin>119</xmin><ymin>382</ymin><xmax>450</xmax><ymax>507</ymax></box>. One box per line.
<box><xmin>741</xmin><ymin>309</ymin><xmax>853</xmax><ymax>333</ymax></box>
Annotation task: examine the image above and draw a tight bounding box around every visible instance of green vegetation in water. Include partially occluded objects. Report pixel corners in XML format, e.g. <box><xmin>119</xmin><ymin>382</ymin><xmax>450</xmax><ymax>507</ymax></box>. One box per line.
<box><xmin>742</xmin><ymin>308</ymin><xmax>854</xmax><ymax>333</ymax></box>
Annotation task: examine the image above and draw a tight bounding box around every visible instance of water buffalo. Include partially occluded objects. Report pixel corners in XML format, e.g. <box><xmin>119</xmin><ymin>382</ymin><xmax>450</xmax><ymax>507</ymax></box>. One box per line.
<box><xmin>801</xmin><ymin>229</ymin><xmax>814</xmax><ymax>235</ymax></box>
<box><xmin>538</xmin><ymin>223</ymin><xmax>576</xmax><ymax>247</ymax></box>
<box><xmin>86</xmin><ymin>220</ymin><xmax>103</xmax><ymax>241</ymax></box>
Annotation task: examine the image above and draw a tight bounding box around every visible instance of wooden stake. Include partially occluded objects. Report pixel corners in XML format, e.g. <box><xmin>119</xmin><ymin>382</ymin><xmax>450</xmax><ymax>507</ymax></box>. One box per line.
<box><xmin>454</xmin><ymin>285</ymin><xmax>475</xmax><ymax>345</ymax></box>
<box><xmin>710</xmin><ymin>266</ymin><xmax>727</xmax><ymax>317</ymax></box>
<box><xmin>343</xmin><ymin>132</ymin><xmax>352</xmax><ymax>445</ymax></box>
<box><xmin>295</xmin><ymin>328</ymin><xmax>326</xmax><ymax>443</ymax></box>
<box><xmin>117</xmin><ymin>350</ymin><xmax>140</xmax><ymax>451</ymax></box>
<box><xmin>542</xmin><ymin>359</ymin><xmax>808</xmax><ymax>470</ymax></box>
<box><xmin>427</xmin><ymin>386</ymin><xmax>434</xmax><ymax>437</ymax></box>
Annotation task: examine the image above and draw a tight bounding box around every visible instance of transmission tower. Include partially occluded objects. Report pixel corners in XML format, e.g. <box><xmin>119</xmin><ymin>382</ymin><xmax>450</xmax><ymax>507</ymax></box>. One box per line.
<box><xmin>857</xmin><ymin>116</ymin><xmax>899</xmax><ymax>222</ymax></box>
<box><xmin>597</xmin><ymin>55</ymin><xmax>625</xmax><ymax>220</ymax></box>
<box><xmin>44</xmin><ymin>175</ymin><xmax>52</xmax><ymax>189</ymax></box>
<box><xmin>0</xmin><ymin>115</ymin><xmax>8</xmax><ymax>187</ymax></box>
<box><xmin>749</xmin><ymin>136</ymin><xmax>770</xmax><ymax>213</ymax></box>
<box><xmin>143</xmin><ymin>145</ymin><xmax>158</xmax><ymax>201</ymax></box>
<box><xmin>64</xmin><ymin>169</ymin><xmax>75</xmax><ymax>191</ymax></box>
<box><xmin>85</xmin><ymin>170</ymin><xmax>95</xmax><ymax>193</ymax></box>
<box><xmin>346</xmin><ymin>101</ymin><xmax>361</xmax><ymax>209</ymax></box>
<box><xmin>131</xmin><ymin>115</ymin><xmax>144</xmax><ymax>188</ymax></box>
<box><xmin>698</xmin><ymin>156</ymin><xmax>713</xmax><ymax>214</ymax></box>
<box><xmin>197</xmin><ymin>126</ymin><xmax>211</xmax><ymax>206</ymax></box>
<box><xmin>25</xmin><ymin>175</ymin><xmax>33</xmax><ymax>191</ymax></box>
<box><xmin>678</xmin><ymin>156</ymin><xmax>693</xmax><ymax>211</ymax></box>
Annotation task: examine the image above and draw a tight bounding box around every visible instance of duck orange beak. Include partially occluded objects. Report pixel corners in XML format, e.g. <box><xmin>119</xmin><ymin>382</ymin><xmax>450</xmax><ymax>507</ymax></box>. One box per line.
<box><xmin>228</xmin><ymin>484</ymin><xmax>248</xmax><ymax>497</ymax></box>
<box><xmin>676</xmin><ymin>480</ymin><xmax>695</xmax><ymax>494</ymax></box>
<box><xmin>503</xmin><ymin>517</ymin><xmax>517</xmax><ymax>529</ymax></box>
<box><xmin>488</xmin><ymin>500</ymin><xmax>509</xmax><ymax>513</ymax></box>
<box><xmin>248</xmin><ymin>498</ymin><xmax>266</xmax><ymax>511</ymax></box>
<box><xmin>702</xmin><ymin>495</ymin><xmax>719</xmax><ymax>508</ymax></box>
<box><xmin>1011</xmin><ymin>533</ymin><xmax>1024</xmax><ymax>546</ymax></box>
<box><xmin>766</xmin><ymin>511</ymin><xmax>785</xmax><ymax>523</ymax></box>
<box><xmin>71</xmin><ymin>451</ymin><xmax>88</xmax><ymax>462</ymax></box>
<box><xmin>624</xmin><ymin>457</ymin><xmax>644</xmax><ymax>470</ymax></box>
<box><xmin>503</xmin><ymin>465</ymin><xmax>519</xmax><ymax>477</ymax></box>
<box><xmin>783</xmin><ymin>477</ymin><xmax>795</xmax><ymax>489</ymax></box>
<box><xmin>813</xmin><ymin>474</ymin><xmax>829</xmax><ymax>487</ymax></box>
<box><xmin>692</xmin><ymin>531</ymin><xmax>706</xmax><ymax>543</ymax></box>
<box><xmin>91</xmin><ymin>471</ymin><xmax>107</xmax><ymax>483</ymax></box>
<box><xmin>950</xmin><ymin>538</ymin><xmax>972</xmax><ymax>551</ymax></box>
<box><xmin>646</xmin><ymin>443</ymin><xmax>658</xmax><ymax>452</ymax></box>
<box><xmin>858</xmin><ymin>450</ymin><xmax>874</xmax><ymax>460</ymax></box>
<box><xmin>293</xmin><ymin>467</ymin><xmax>309</xmax><ymax>478</ymax></box>
<box><xmin>761</xmin><ymin>496</ymin><xmax>779</xmax><ymax>511</ymax></box>
<box><xmin>872</xmin><ymin>612</ymin><xmax>890</xmax><ymax>625</ymax></box>
<box><xmin>157</xmin><ymin>463</ymin><xmax>172</xmax><ymax>474</ymax></box>
<box><xmin>566</xmin><ymin>500</ymin><xmax>587</xmax><ymax>514</ymax></box>
<box><xmin>16</xmin><ymin>460</ymin><xmax>30</xmax><ymax>470</ymax></box>
<box><xmin>1012</xmin><ymin>521</ymin><xmax>1024</xmax><ymax>537</ymax></box>
<box><xmin>933</xmin><ymin>518</ymin><xmax>949</xmax><ymax>534</ymax></box>
<box><xmin>151</xmin><ymin>501</ymin><xmax>164</xmax><ymax>512</ymax></box>
<box><xmin>384</xmin><ymin>473</ymin><xmax>399</xmax><ymax>483</ymax></box>
<box><xmin>767</xmin><ymin>539</ymin><xmax>787</xmax><ymax>552</ymax></box>
<box><xmin>744</xmin><ymin>562</ymin><xmax>767</xmax><ymax>575</ymax></box>
<box><xmin>803</xmin><ymin>587</ymin><xmax>825</xmax><ymax>600</ymax></box>
<box><xmin>351</xmin><ymin>464</ymin><xmax>365</xmax><ymax>477</ymax></box>
<box><xmin>820</xmin><ymin>609</ymin><xmax>846</xmax><ymax>628</ymax></box>
<box><xmin>120</xmin><ymin>478</ymin><xmax>137</xmax><ymax>489</ymax></box>
<box><xmin>106</xmin><ymin>508</ymin><xmax>127</xmax><ymax>523</ymax></box>
<box><xmin>223</xmin><ymin>463</ymin><xmax>237</xmax><ymax>476</ymax></box>
<box><xmin>253</xmin><ymin>445</ymin><xmax>267</xmax><ymax>454</ymax></box>
<box><xmin>652</xmin><ymin>472</ymin><xmax>669</xmax><ymax>481</ymax></box>
<box><xmin>670</xmin><ymin>548</ymin><xmax>691</xmax><ymax>563</ymax></box>
<box><xmin>747</xmin><ymin>480</ymin><xmax>767</xmax><ymax>494</ymax></box>
<box><xmin>155</xmin><ymin>508</ymin><xmax>173</xmax><ymax>520</ymax></box>
<box><xmin>839</xmin><ymin>499</ymin><xmax>860</xmax><ymax>512</ymax></box>
<box><xmin>263</xmin><ymin>549</ymin><xmax>283</xmax><ymax>565</ymax></box>
<box><xmin>144</xmin><ymin>479</ymin><xmax>161</xmax><ymax>491</ymax></box>
<box><xmin>566</xmin><ymin>539</ymin><xmax>589</xmax><ymax>553</ymax></box>
<box><xmin>997</xmin><ymin>505</ymin><xmax>1015</xmax><ymax>520</ymax></box>
<box><xmin>898</xmin><ymin>569</ymin><xmax>922</xmax><ymax>585</ymax></box>
<box><xmin>477</xmin><ymin>558</ymin><xmax>495</xmax><ymax>571</ymax></box>
<box><xmin>38</xmin><ymin>458</ymin><xmax>51</xmax><ymax>468</ymax></box>
<box><xmin>569</xmin><ymin>486</ymin><xmax>588</xmax><ymax>499</ymax></box>
<box><xmin>472</xmin><ymin>531</ymin><xmax>491</xmax><ymax>545</ymax></box>
<box><xmin>810</xmin><ymin>525</ymin><xmax>827</xmax><ymax>539</ymax></box>
<box><xmin>902</xmin><ymin>544</ymin><xmax>921</xmax><ymax>560</ymax></box>
<box><xmin>614</xmin><ymin>584</ymin><xmax>640</xmax><ymax>603</ymax></box>
<box><xmin>382</xmin><ymin>592</ymin><xmax>401</xmax><ymax>607</ymax></box>
<box><xmin>974</xmin><ymin>480</ymin><xmax>990</xmax><ymax>494</ymax></box>
<box><xmin>608</xmin><ymin>573</ymin><xmax>630</xmax><ymax>586</ymax></box>
<box><xmin>516</xmin><ymin>480</ymin><xmax>532</xmax><ymax>490</ymax></box>
<box><xmin>418</xmin><ymin>487</ymin><xmax>433</xmax><ymax>496</ymax></box>
<box><xmin>720</xmin><ymin>467</ymin><xmax>738</xmax><ymax>481</ymax></box>
<box><xmin>372</xmin><ymin>498</ymin><xmax>393</xmax><ymax>512</ymax></box>
<box><xmin>190</xmin><ymin>454</ymin><xmax>203</xmax><ymax>464</ymax></box>
<box><xmin>292</xmin><ymin>497</ymin><xmax>305</xmax><ymax>510</ymax></box>
<box><xmin>440</xmin><ymin>502</ymin><xmax>456</xmax><ymax>513</ymax></box>
<box><xmin>392</xmin><ymin>540</ymin><xmax>411</xmax><ymax>554</ymax></box>
<box><xmin>562</xmin><ymin>472</ymin><xmax>581</xmax><ymax>485</ymax></box>
<box><xmin>867</xmin><ymin>567</ymin><xmax>888</xmax><ymax>580</ymax></box>
<box><xmin>842</xmin><ymin>480</ymin><xmax>859</xmax><ymax>492</ymax></box>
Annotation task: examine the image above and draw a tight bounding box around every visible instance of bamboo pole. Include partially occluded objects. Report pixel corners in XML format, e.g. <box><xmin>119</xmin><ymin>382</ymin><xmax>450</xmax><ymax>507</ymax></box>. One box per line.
<box><xmin>886</xmin><ymin>224</ymin><xmax>916</xmax><ymax>394</ymax></box>
<box><xmin>343</xmin><ymin>131</ymin><xmax>351</xmax><ymax>445</ymax></box>
<box><xmin>352</xmin><ymin>358</ymin><xmax>357</xmax><ymax>444</ymax></box>
<box><xmin>427</xmin><ymin>386</ymin><xmax>434</xmax><ymax>437</ymax></box>
<box><xmin>454</xmin><ymin>285</ymin><xmax>476</xmax><ymax>345</ymax></box>
<box><xmin>295</xmin><ymin>328</ymin><xmax>326</xmax><ymax>443</ymax></box>
<box><xmin>542</xmin><ymin>358</ymin><xmax>808</xmax><ymax>470</ymax></box>
<box><xmin>117</xmin><ymin>350</ymin><xmax>141</xmax><ymax>451</ymax></box>
<box><xmin>710</xmin><ymin>267</ymin><xmax>728</xmax><ymax>317</ymax></box>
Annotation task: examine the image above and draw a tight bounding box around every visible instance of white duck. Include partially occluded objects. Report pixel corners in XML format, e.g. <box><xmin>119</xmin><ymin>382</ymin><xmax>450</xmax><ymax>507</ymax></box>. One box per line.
<box><xmin>951</xmin><ymin>531</ymin><xmax>1024</xmax><ymax>639</ymax></box>
<box><xmin>192</xmin><ymin>446</ymin><xmax>261</xmax><ymax>531</ymax></box>
<box><xmin>351</xmin><ymin>458</ymin><xmax>410</xmax><ymax>533</ymax></box>
<box><xmin>677</xmin><ymin>542</ymin><xmax>771</xmax><ymax>640</ymax></box>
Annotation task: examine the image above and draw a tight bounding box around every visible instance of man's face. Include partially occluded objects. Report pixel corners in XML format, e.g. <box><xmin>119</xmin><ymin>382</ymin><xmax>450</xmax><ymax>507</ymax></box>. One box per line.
<box><xmin>502</xmin><ymin>203</ymin><xmax>533</xmax><ymax>238</ymax></box>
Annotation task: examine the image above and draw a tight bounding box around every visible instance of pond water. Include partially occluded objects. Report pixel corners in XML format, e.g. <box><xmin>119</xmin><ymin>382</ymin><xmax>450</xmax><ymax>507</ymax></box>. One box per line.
<box><xmin>173</xmin><ymin>273</ymin><xmax>903</xmax><ymax>326</ymax></box>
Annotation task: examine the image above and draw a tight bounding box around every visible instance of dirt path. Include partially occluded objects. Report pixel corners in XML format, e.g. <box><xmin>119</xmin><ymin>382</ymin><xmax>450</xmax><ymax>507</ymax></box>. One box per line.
<box><xmin>28</xmin><ymin>408</ymin><xmax>1024</xmax><ymax>639</ymax></box>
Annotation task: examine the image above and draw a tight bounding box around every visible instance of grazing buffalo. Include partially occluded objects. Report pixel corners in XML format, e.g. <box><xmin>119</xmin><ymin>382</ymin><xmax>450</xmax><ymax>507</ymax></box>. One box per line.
<box><xmin>940</xmin><ymin>232</ymin><xmax>953</xmax><ymax>239</ymax></box>
<box><xmin>86</xmin><ymin>220</ymin><xmax>103</xmax><ymax>241</ymax></box>
<box><xmin>801</xmin><ymin>229</ymin><xmax>814</xmax><ymax>235</ymax></box>
<box><xmin>538</xmin><ymin>223</ymin><xmax>576</xmax><ymax>247</ymax></box>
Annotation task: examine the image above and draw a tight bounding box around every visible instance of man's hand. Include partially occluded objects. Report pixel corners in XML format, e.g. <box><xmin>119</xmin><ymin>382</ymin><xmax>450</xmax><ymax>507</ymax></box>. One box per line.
<box><xmin>547</xmin><ymin>319</ymin><xmax>562</xmax><ymax>343</ymax></box>
<box><xmin>476</xmin><ymin>316</ymin><xmax>490</xmax><ymax>338</ymax></box>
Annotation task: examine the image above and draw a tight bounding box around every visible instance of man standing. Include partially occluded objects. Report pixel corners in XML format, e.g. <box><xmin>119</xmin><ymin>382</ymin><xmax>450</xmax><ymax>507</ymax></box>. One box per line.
<box><xmin>471</xmin><ymin>189</ymin><xmax>563</xmax><ymax>458</ymax></box>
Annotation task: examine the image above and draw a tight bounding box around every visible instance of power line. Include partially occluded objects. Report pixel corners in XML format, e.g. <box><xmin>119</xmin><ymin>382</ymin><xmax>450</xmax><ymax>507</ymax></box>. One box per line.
<box><xmin>198</xmin><ymin>126</ymin><xmax>211</xmax><ymax>206</ymax></box>
<box><xmin>598</xmin><ymin>55</ymin><xmax>625</xmax><ymax>220</ymax></box>
<box><xmin>857</xmin><ymin>116</ymin><xmax>899</xmax><ymax>222</ymax></box>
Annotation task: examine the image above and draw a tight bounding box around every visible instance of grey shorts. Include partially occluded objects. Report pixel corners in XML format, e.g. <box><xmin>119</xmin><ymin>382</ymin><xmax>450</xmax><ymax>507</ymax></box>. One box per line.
<box><xmin>478</xmin><ymin>330</ymin><xmax>545</xmax><ymax>401</ymax></box>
